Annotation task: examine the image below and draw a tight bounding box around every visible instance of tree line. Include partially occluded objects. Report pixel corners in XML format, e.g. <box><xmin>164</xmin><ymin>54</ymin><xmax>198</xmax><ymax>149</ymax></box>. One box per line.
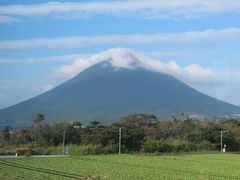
<box><xmin>1</xmin><ymin>113</ymin><xmax>240</xmax><ymax>155</ymax></box>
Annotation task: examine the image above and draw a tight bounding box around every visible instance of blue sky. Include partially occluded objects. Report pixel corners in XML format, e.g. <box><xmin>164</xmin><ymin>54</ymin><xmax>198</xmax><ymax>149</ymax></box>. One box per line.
<box><xmin>0</xmin><ymin>0</ymin><xmax>240</xmax><ymax>108</ymax></box>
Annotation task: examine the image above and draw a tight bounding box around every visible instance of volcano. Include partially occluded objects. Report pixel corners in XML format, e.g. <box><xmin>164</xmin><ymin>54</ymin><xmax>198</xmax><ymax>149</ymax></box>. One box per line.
<box><xmin>0</xmin><ymin>48</ymin><xmax>240</xmax><ymax>126</ymax></box>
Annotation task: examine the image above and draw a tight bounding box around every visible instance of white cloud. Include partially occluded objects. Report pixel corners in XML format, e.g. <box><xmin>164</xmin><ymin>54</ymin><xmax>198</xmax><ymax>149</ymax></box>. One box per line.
<box><xmin>0</xmin><ymin>15</ymin><xmax>20</xmax><ymax>24</ymax></box>
<box><xmin>0</xmin><ymin>50</ymin><xmax>213</xmax><ymax>65</ymax></box>
<box><xmin>52</xmin><ymin>48</ymin><xmax>215</xmax><ymax>86</ymax></box>
<box><xmin>0</xmin><ymin>0</ymin><xmax>240</xmax><ymax>23</ymax></box>
<box><xmin>143</xmin><ymin>50</ymin><xmax>212</xmax><ymax>59</ymax></box>
<box><xmin>0</xmin><ymin>54</ymin><xmax>88</xmax><ymax>64</ymax></box>
<box><xmin>183</xmin><ymin>64</ymin><xmax>215</xmax><ymax>84</ymax></box>
<box><xmin>0</xmin><ymin>28</ymin><xmax>240</xmax><ymax>50</ymax></box>
<box><xmin>212</xmin><ymin>67</ymin><xmax>240</xmax><ymax>106</ymax></box>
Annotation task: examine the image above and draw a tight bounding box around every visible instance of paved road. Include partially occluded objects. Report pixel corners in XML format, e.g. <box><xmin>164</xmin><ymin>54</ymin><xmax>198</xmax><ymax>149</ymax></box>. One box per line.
<box><xmin>0</xmin><ymin>155</ymin><xmax>69</xmax><ymax>158</ymax></box>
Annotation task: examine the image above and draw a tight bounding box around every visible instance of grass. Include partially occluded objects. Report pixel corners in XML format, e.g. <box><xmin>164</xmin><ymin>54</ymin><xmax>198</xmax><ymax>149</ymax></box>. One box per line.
<box><xmin>1</xmin><ymin>153</ymin><xmax>240</xmax><ymax>179</ymax></box>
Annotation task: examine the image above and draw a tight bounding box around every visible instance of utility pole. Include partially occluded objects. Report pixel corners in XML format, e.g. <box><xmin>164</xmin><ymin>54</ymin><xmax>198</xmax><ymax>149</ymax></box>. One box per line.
<box><xmin>63</xmin><ymin>130</ymin><xmax>65</xmax><ymax>155</ymax></box>
<box><xmin>221</xmin><ymin>130</ymin><xmax>223</xmax><ymax>153</ymax></box>
<box><xmin>221</xmin><ymin>130</ymin><xmax>229</xmax><ymax>153</ymax></box>
<box><xmin>62</xmin><ymin>125</ymin><xmax>81</xmax><ymax>156</ymax></box>
<box><xmin>119</xmin><ymin>127</ymin><xmax>121</xmax><ymax>155</ymax></box>
<box><xmin>72</xmin><ymin>125</ymin><xmax>81</xmax><ymax>155</ymax></box>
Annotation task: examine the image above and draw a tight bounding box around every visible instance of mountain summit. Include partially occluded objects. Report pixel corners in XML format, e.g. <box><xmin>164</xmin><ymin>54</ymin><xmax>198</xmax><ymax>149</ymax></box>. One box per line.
<box><xmin>0</xmin><ymin>49</ymin><xmax>240</xmax><ymax>126</ymax></box>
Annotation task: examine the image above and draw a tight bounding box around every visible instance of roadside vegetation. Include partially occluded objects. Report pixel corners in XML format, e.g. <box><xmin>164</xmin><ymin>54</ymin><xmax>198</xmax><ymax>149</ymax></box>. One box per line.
<box><xmin>1</xmin><ymin>113</ymin><xmax>240</xmax><ymax>155</ymax></box>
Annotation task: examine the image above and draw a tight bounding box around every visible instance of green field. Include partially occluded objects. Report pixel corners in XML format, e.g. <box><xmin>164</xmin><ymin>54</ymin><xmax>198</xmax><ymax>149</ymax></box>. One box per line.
<box><xmin>1</xmin><ymin>154</ymin><xmax>240</xmax><ymax>179</ymax></box>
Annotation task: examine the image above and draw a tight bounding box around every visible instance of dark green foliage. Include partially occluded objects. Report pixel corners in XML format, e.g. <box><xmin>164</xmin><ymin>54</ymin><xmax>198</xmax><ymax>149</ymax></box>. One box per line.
<box><xmin>142</xmin><ymin>138</ymin><xmax>190</xmax><ymax>153</ymax></box>
<box><xmin>2</xmin><ymin>126</ymin><xmax>12</xmax><ymax>142</ymax></box>
<box><xmin>34</xmin><ymin>113</ymin><xmax>45</xmax><ymax>127</ymax></box>
<box><xmin>120</xmin><ymin>125</ymin><xmax>145</xmax><ymax>152</ymax></box>
<box><xmin>1</xmin><ymin>113</ymin><xmax>240</xmax><ymax>155</ymax></box>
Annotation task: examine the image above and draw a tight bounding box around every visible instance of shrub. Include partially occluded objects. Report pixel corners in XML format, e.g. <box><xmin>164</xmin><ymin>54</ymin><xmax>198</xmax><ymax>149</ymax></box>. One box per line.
<box><xmin>16</xmin><ymin>148</ymin><xmax>40</xmax><ymax>156</ymax></box>
<box><xmin>142</xmin><ymin>138</ymin><xmax>193</xmax><ymax>153</ymax></box>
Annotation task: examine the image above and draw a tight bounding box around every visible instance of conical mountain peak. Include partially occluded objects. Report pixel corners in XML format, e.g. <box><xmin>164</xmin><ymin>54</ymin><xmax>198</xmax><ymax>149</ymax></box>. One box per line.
<box><xmin>1</xmin><ymin>48</ymin><xmax>239</xmax><ymax>126</ymax></box>
<box><xmin>88</xmin><ymin>48</ymin><xmax>144</xmax><ymax>70</ymax></box>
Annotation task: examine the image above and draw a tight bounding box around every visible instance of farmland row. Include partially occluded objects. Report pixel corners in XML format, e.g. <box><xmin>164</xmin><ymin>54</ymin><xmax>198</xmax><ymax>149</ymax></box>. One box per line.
<box><xmin>1</xmin><ymin>154</ymin><xmax>240</xmax><ymax>179</ymax></box>
<box><xmin>0</xmin><ymin>159</ymin><xmax>83</xmax><ymax>179</ymax></box>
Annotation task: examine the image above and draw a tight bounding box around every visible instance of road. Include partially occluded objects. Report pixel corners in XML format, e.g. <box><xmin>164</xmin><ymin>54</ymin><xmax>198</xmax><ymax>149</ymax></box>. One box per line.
<box><xmin>0</xmin><ymin>155</ymin><xmax>69</xmax><ymax>158</ymax></box>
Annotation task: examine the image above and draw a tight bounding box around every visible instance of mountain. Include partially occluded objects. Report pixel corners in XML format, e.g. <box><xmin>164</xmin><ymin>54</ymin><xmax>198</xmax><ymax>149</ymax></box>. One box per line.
<box><xmin>0</xmin><ymin>49</ymin><xmax>240</xmax><ymax>126</ymax></box>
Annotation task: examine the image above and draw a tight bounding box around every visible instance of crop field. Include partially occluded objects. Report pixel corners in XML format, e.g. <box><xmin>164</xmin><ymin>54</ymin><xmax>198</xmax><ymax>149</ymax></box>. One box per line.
<box><xmin>1</xmin><ymin>153</ymin><xmax>240</xmax><ymax>179</ymax></box>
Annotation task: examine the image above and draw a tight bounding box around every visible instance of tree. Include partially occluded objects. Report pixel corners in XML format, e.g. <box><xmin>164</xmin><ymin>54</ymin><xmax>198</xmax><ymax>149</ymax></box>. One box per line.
<box><xmin>121</xmin><ymin>124</ymin><xmax>145</xmax><ymax>152</ymax></box>
<box><xmin>90</xmin><ymin>121</ymin><xmax>101</xmax><ymax>128</ymax></box>
<box><xmin>84</xmin><ymin>121</ymin><xmax>103</xmax><ymax>145</ymax></box>
<box><xmin>34</xmin><ymin>113</ymin><xmax>45</xmax><ymax>127</ymax></box>
<box><xmin>72</xmin><ymin>121</ymin><xmax>81</xmax><ymax>128</ymax></box>
<box><xmin>2</xmin><ymin>126</ymin><xmax>12</xmax><ymax>142</ymax></box>
<box><xmin>20</xmin><ymin>129</ymin><xmax>32</xmax><ymax>143</ymax></box>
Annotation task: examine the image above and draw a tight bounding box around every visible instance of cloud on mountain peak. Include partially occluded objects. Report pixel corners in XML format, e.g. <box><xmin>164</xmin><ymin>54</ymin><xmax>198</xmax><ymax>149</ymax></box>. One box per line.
<box><xmin>52</xmin><ymin>48</ymin><xmax>215</xmax><ymax>86</ymax></box>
